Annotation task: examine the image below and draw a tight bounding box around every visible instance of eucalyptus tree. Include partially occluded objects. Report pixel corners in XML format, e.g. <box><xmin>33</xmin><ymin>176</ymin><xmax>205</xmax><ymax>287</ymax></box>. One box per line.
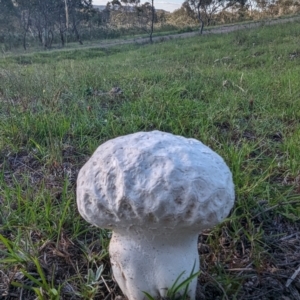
<box><xmin>187</xmin><ymin>0</ymin><xmax>247</xmax><ymax>33</ymax></box>
<box><xmin>0</xmin><ymin>0</ymin><xmax>18</xmax><ymax>47</ymax></box>
<box><xmin>11</xmin><ymin>0</ymin><xmax>93</xmax><ymax>49</ymax></box>
<box><xmin>0</xmin><ymin>0</ymin><xmax>16</xmax><ymax>28</ymax></box>
<box><xmin>135</xmin><ymin>1</ymin><xmax>156</xmax><ymax>42</ymax></box>
<box><xmin>1</xmin><ymin>0</ymin><xmax>16</xmax><ymax>48</ymax></box>
<box><xmin>107</xmin><ymin>0</ymin><xmax>156</xmax><ymax>42</ymax></box>
<box><xmin>13</xmin><ymin>0</ymin><xmax>58</xmax><ymax>48</ymax></box>
<box><xmin>55</xmin><ymin>0</ymin><xmax>93</xmax><ymax>46</ymax></box>
<box><xmin>168</xmin><ymin>2</ymin><xmax>198</xmax><ymax>27</ymax></box>
<box><xmin>66</xmin><ymin>0</ymin><xmax>93</xmax><ymax>44</ymax></box>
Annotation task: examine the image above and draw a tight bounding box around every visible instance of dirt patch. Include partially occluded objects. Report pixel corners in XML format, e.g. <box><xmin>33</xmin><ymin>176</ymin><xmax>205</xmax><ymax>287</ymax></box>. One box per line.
<box><xmin>196</xmin><ymin>211</ymin><xmax>300</xmax><ymax>300</ymax></box>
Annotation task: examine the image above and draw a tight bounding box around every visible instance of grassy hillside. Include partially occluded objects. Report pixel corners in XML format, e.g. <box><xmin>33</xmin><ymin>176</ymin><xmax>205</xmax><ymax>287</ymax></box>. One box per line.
<box><xmin>0</xmin><ymin>20</ymin><xmax>300</xmax><ymax>299</ymax></box>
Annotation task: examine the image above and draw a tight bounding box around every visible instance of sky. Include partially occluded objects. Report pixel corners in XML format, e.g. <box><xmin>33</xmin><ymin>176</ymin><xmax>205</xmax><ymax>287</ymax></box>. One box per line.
<box><xmin>93</xmin><ymin>0</ymin><xmax>182</xmax><ymax>12</ymax></box>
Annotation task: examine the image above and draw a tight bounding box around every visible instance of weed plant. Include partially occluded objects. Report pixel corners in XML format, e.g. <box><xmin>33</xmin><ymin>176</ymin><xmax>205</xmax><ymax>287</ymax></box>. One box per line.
<box><xmin>0</xmin><ymin>20</ymin><xmax>300</xmax><ymax>299</ymax></box>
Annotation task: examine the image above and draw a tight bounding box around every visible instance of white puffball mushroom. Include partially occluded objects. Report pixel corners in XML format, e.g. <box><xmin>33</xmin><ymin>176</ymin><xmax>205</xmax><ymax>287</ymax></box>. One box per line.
<box><xmin>76</xmin><ymin>130</ymin><xmax>235</xmax><ymax>300</ymax></box>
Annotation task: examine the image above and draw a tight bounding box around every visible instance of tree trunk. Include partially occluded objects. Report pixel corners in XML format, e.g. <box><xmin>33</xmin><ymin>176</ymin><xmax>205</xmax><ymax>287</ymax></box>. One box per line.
<box><xmin>42</xmin><ymin>27</ymin><xmax>47</xmax><ymax>48</ymax></box>
<box><xmin>48</xmin><ymin>29</ymin><xmax>53</xmax><ymax>48</ymax></box>
<box><xmin>60</xmin><ymin>28</ymin><xmax>65</xmax><ymax>47</ymax></box>
<box><xmin>22</xmin><ymin>31</ymin><xmax>27</xmax><ymax>50</ymax></box>
<box><xmin>149</xmin><ymin>0</ymin><xmax>154</xmax><ymax>43</ymax></box>
<box><xmin>20</xmin><ymin>10</ymin><xmax>31</xmax><ymax>50</ymax></box>
<box><xmin>197</xmin><ymin>2</ymin><xmax>204</xmax><ymax>34</ymax></box>
<box><xmin>36</xmin><ymin>25</ymin><xmax>43</xmax><ymax>44</ymax></box>
<box><xmin>72</xmin><ymin>11</ymin><xmax>83</xmax><ymax>45</ymax></box>
<box><xmin>64</xmin><ymin>0</ymin><xmax>69</xmax><ymax>29</ymax></box>
<box><xmin>73</xmin><ymin>25</ymin><xmax>83</xmax><ymax>45</ymax></box>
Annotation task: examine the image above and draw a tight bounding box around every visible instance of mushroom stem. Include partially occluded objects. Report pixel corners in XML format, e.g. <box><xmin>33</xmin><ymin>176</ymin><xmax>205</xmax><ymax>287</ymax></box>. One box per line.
<box><xmin>109</xmin><ymin>229</ymin><xmax>199</xmax><ymax>300</ymax></box>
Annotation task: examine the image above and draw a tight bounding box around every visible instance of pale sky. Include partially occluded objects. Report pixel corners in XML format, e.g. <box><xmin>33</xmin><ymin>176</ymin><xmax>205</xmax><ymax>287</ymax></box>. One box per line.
<box><xmin>93</xmin><ymin>0</ymin><xmax>182</xmax><ymax>12</ymax></box>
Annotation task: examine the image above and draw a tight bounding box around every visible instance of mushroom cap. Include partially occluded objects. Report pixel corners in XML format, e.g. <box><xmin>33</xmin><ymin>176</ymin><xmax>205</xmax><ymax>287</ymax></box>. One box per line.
<box><xmin>77</xmin><ymin>131</ymin><xmax>234</xmax><ymax>232</ymax></box>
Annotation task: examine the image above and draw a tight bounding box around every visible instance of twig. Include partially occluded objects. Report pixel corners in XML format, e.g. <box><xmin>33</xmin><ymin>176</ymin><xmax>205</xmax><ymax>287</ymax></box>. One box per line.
<box><xmin>286</xmin><ymin>265</ymin><xmax>300</xmax><ymax>288</ymax></box>
<box><xmin>103</xmin><ymin>283</ymin><xmax>117</xmax><ymax>300</ymax></box>
<box><xmin>280</xmin><ymin>232</ymin><xmax>299</xmax><ymax>241</ymax></box>
<box><xmin>252</xmin><ymin>200</ymin><xmax>300</xmax><ymax>219</ymax></box>
<box><xmin>18</xmin><ymin>287</ymin><xmax>23</xmax><ymax>300</ymax></box>
<box><xmin>227</xmin><ymin>268</ymin><xmax>254</xmax><ymax>272</ymax></box>
<box><xmin>102</xmin><ymin>275</ymin><xmax>112</xmax><ymax>294</ymax></box>
<box><xmin>237</xmin><ymin>263</ymin><xmax>253</xmax><ymax>276</ymax></box>
<box><xmin>233</xmin><ymin>83</ymin><xmax>246</xmax><ymax>93</ymax></box>
<box><xmin>13</xmin><ymin>159</ymin><xmax>41</xmax><ymax>174</ymax></box>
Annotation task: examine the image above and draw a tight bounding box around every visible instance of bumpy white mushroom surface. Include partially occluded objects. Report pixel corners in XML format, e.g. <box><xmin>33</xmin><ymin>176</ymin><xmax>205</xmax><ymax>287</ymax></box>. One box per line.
<box><xmin>77</xmin><ymin>130</ymin><xmax>235</xmax><ymax>300</ymax></box>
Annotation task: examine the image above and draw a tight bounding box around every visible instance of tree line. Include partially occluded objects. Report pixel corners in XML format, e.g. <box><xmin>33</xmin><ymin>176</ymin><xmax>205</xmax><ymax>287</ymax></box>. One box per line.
<box><xmin>0</xmin><ymin>0</ymin><xmax>93</xmax><ymax>50</ymax></box>
<box><xmin>0</xmin><ymin>0</ymin><xmax>299</xmax><ymax>51</ymax></box>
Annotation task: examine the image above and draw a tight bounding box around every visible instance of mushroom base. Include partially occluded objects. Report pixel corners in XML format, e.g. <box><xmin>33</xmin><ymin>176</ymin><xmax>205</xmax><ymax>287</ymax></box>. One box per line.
<box><xmin>109</xmin><ymin>230</ymin><xmax>199</xmax><ymax>300</ymax></box>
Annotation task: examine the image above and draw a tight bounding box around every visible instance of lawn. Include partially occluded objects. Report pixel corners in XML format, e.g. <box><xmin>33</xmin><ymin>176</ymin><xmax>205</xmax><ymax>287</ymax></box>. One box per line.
<box><xmin>0</xmin><ymin>20</ymin><xmax>300</xmax><ymax>299</ymax></box>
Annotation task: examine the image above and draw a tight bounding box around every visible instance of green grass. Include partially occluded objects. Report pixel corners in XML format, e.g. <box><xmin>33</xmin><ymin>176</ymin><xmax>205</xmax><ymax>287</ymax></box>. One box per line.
<box><xmin>0</xmin><ymin>20</ymin><xmax>300</xmax><ymax>299</ymax></box>
<box><xmin>144</xmin><ymin>263</ymin><xmax>200</xmax><ymax>300</ymax></box>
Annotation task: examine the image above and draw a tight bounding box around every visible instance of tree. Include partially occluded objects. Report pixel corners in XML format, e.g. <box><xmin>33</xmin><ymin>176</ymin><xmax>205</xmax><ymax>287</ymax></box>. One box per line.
<box><xmin>149</xmin><ymin>0</ymin><xmax>155</xmax><ymax>43</ymax></box>
<box><xmin>66</xmin><ymin>0</ymin><xmax>94</xmax><ymax>45</ymax></box>
<box><xmin>0</xmin><ymin>0</ymin><xmax>16</xmax><ymax>28</ymax></box>
<box><xmin>14</xmin><ymin>0</ymin><xmax>58</xmax><ymax>48</ymax></box>
<box><xmin>107</xmin><ymin>0</ymin><xmax>156</xmax><ymax>43</ymax></box>
<box><xmin>0</xmin><ymin>0</ymin><xmax>18</xmax><ymax>50</ymax></box>
<box><xmin>188</xmin><ymin>0</ymin><xmax>247</xmax><ymax>34</ymax></box>
<box><xmin>168</xmin><ymin>2</ymin><xmax>197</xmax><ymax>27</ymax></box>
<box><xmin>11</xmin><ymin>0</ymin><xmax>93</xmax><ymax>49</ymax></box>
<box><xmin>135</xmin><ymin>1</ymin><xmax>156</xmax><ymax>42</ymax></box>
